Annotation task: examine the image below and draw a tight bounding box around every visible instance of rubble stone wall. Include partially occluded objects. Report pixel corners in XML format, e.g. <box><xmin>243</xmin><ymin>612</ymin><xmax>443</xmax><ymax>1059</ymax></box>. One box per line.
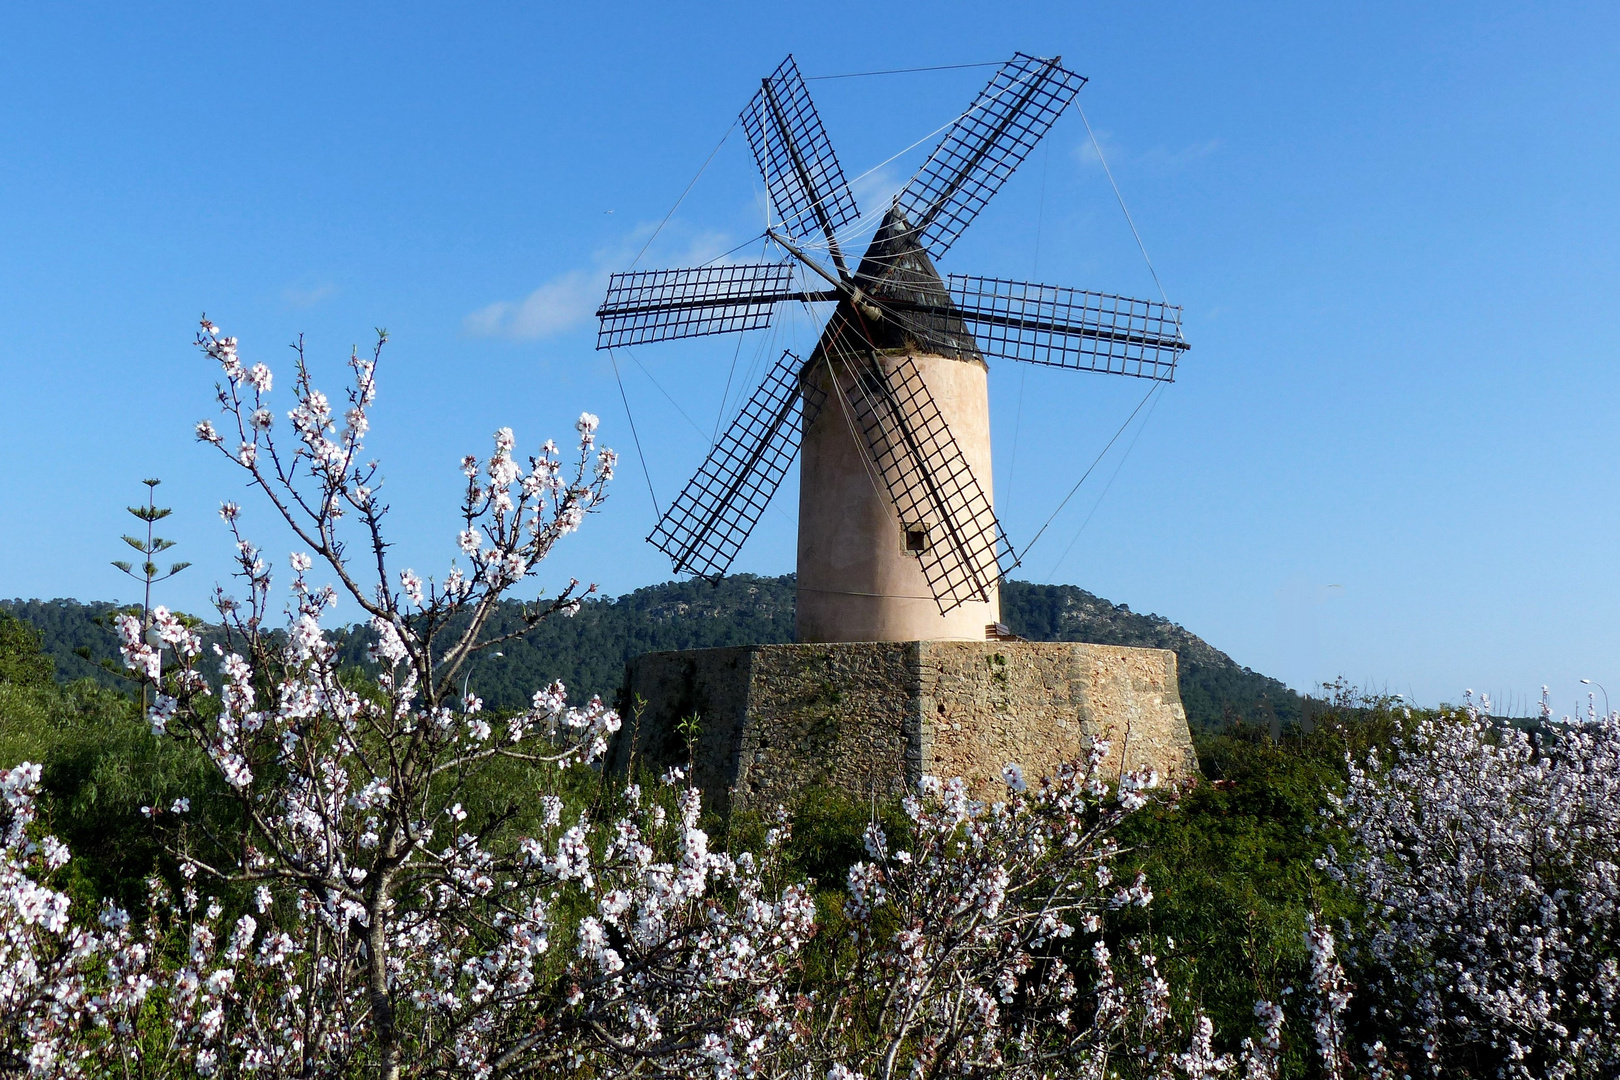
<box><xmin>613</xmin><ymin>640</ymin><xmax>1196</xmax><ymax>814</ymax></box>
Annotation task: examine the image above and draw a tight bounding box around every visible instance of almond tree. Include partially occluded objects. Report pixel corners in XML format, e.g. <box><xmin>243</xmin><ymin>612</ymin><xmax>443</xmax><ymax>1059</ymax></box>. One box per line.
<box><xmin>98</xmin><ymin>322</ymin><xmax>814</xmax><ymax>1080</ymax></box>
<box><xmin>778</xmin><ymin>757</ymin><xmax>1299</xmax><ymax>1080</ymax></box>
<box><xmin>0</xmin><ymin>761</ymin><xmax>87</xmax><ymax>1074</ymax></box>
<box><xmin>1332</xmin><ymin>699</ymin><xmax>1620</xmax><ymax>1078</ymax></box>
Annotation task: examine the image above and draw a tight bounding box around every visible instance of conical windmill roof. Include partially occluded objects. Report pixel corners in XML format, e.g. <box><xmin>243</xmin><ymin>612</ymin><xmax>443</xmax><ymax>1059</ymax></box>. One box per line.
<box><xmin>809</xmin><ymin>205</ymin><xmax>983</xmax><ymax>366</ymax></box>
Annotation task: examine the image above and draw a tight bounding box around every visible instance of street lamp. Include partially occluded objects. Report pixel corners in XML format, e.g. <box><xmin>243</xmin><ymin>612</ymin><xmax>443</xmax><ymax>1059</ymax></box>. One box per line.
<box><xmin>1580</xmin><ymin>678</ymin><xmax>1609</xmax><ymax>721</ymax></box>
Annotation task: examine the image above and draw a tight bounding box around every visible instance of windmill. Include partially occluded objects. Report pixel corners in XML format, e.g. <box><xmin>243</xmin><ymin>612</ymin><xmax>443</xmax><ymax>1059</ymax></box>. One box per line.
<box><xmin>596</xmin><ymin>53</ymin><xmax>1189</xmax><ymax>644</ymax></box>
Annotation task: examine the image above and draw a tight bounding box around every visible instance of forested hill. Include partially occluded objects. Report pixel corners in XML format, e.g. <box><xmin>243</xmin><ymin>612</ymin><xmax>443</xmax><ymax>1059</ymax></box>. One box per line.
<box><xmin>0</xmin><ymin>598</ymin><xmax>127</xmax><ymax>685</ymax></box>
<box><xmin>999</xmin><ymin>584</ymin><xmax>1302</xmax><ymax>731</ymax></box>
<box><xmin>2</xmin><ymin>578</ymin><xmax>1301</xmax><ymax>732</ymax></box>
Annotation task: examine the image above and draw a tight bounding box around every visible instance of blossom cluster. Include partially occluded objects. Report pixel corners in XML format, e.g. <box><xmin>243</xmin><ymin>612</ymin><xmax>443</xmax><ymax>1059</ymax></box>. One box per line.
<box><xmin>30</xmin><ymin>323</ymin><xmax>837</xmax><ymax>1078</ymax></box>
<box><xmin>1331</xmin><ymin>698</ymin><xmax>1620</xmax><ymax>1078</ymax></box>
<box><xmin>0</xmin><ymin>763</ymin><xmax>159</xmax><ymax>1076</ymax></box>
<box><xmin>787</xmin><ymin>748</ymin><xmax>1186</xmax><ymax>1078</ymax></box>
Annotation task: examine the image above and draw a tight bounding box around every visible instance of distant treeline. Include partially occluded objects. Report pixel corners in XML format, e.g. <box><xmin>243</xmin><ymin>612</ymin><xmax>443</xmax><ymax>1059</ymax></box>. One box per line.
<box><xmin>2</xmin><ymin>576</ymin><xmax>1302</xmax><ymax>732</ymax></box>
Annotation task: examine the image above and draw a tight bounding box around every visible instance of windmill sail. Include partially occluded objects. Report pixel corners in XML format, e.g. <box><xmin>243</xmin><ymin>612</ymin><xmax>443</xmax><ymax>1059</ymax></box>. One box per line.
<box><xmin>742</xmin><ymin>55</ymin><xmax>860</xmax><ymax>269</ymax></box>
<box><xmin>596</xmin><ymin>261</ymin><xmax>798</xmax><ymax>349</ymax></box>
<box><xmin>896</xmin><ymin>54</ymin><xmax>1085</xmax><ymax>261</ymax></box>
<box><xmin>945</xmin><ymin>275</ymin><xmax>1187</xmax><ymax>380</ymax></box>
<box><xmin>647</xmin><ymin>350</ymin><xmax>823</xmax><ymax>580</ymax></box>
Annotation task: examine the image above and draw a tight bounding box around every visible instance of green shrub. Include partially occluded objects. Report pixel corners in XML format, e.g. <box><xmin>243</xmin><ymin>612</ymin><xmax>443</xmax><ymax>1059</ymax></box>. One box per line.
<box><xmin>0</xmin><ymin>611</ymin><xmax>213</xmax><ymax>910</ymax></box>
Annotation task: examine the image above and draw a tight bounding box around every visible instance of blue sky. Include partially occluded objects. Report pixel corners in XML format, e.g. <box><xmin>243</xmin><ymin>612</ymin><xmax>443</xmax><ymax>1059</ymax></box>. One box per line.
<box><xmin>2</xmin><ymin>3</ymin><xmax>1616</xmax><ymax>712</ymax></box>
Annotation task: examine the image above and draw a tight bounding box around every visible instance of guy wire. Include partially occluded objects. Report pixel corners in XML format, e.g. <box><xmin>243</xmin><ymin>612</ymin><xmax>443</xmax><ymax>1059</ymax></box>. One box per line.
<box><xmin>1047</xmin><ymin>380</ymin><xmax>1165</xmax><ymax>578</ymax></box>
<box><xmin>712</xmin><ymin>233</ymin><xmax>771</xmax><ymax>443</ymax></box>
<box><xmin>715</xmin><ymin>330</ymin><xmax>748</xmax><ymax>445</ymax></box>
<box><xmin>1015</xmin><ymin>379</ymin><xmax>1159</xmax><ymax>564</ymax></box>
<box><xmin>630</xmin><ymin>119</ymin><xmax>737</xmax><ymax>272</ymax></box>
<box><xmin>626</xmin><ymin>349</ymin><xmax>708</xmax><ymax>440</ymax></box>
<box><xmin>703</xmin><ymin>232</ymin><xmax>780</xmax><ymax>267</ymax></box>
<box><xmin>1077</xmin><ymin>102</ymin><xmax>1169</xmax><ymax>306</ymax></box>
<box><xmin>608</xmin><ymin>348</ymin><xmax>660</xmax><ymax>519</ymax></box>
<box><xmin>807</xmin><ymin>60</ymin><xmax>1003</xmax><ymax>81</ymax></box>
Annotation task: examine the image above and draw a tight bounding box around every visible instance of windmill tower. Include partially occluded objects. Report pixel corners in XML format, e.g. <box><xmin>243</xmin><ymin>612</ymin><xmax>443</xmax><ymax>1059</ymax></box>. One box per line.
<box><xmin>597</xmin><ymin>55</ymin><xmax>1188</xmax><ymax>646</ymax></box>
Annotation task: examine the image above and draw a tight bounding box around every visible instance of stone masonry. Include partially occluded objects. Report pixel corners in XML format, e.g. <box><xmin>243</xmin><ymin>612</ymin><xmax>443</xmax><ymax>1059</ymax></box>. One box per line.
<box><xmin>611</xmin><ymin>641</ymin><xmax>1197</xmax><ymax>815</ymax></box>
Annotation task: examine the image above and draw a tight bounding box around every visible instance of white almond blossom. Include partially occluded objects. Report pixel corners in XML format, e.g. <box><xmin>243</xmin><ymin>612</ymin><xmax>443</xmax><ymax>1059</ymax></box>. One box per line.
<box><xmin>72</xmin><ymin>323</ymin><xmax>827</xmax><ymax>1079</ymax></box>
<box><xmin>1333</xmin><ymin>698</ymin><xmax>1620</xmax><ymax>1078</ymax></box>
<box><xmin>773</xmin><ymin>751</ymin><xmax>1186</xmax><ymax>1079</ymax></box>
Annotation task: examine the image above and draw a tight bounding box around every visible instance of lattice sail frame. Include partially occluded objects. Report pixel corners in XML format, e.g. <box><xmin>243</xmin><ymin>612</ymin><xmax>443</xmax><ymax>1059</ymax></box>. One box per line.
<box><xmin>820</xmin><ymin>336</ymin><xmax>1016</xmax><ymax>613</ymax></box>
<box><xmin>742</xmin><ymin>55</ymin><xmax>861</xmax><ymax>251</ymax></box>
<box><xmin>597</xmin><ymin>261</ymin><xmax>797</xmax><ymax>350</ymax></box>
<box><xmin>945</xmin><ymin>275</ymin><xmax>1187</xmax><ymax>380</ymax></box>
<box><xmin>647</xmin><ymin>350</ymin><xmax>825</xmax><ymax>580</ymax></box>
<box><xmin>897</xmin><ymin>54</ymin><xmax>1086</xmax><ymax>261</ymax></box>
<box><xmin>599</xmin><ymin>52</ymin><xmax>1188</xmax><ymax>598</ymax></box>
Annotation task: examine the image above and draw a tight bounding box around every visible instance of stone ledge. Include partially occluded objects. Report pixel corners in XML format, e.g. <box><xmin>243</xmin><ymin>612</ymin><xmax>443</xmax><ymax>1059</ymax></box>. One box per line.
<box><xmin>611</xmin><ymin>640</ymin><xmax>1197</xmax><ymax>815</ymax></box>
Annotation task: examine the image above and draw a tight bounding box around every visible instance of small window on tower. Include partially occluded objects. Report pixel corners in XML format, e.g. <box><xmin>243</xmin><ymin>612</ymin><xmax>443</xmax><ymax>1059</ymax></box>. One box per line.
<box><xmin>904</xmin><ymin>525</ymin><xmax>930</xmax><ymax>554</ymax></box>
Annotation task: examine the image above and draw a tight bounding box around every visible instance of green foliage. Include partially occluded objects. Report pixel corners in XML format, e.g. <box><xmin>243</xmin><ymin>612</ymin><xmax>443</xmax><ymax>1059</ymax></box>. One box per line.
<box><xmin>8</xmin><ymin>576</ymin><xmax>1304</xmax><ymax>734</ymax></box>
<box><xmin>770</xmin><ymin>785</ymin><xmax>911</xmax><ymax>895</ymax></box>
<box><xmin>5</xmin><ymin>592</ymin><xmax>1420</xmax><ymax>1070</ymax></box>
<box><xmin>0</xmin><ymin>610</ymin><xmax>55</xmax><ymax>689</ymax></box>
<box><xmin>379</xmin><ymin>574</ymin><xmax>800</xmax><ymax>708</ymax></box>
<box><xmin>0</xmin><ymin>599</ymin><xmax>125</xmax><ymax>687</ymax></box>
<box><xmin>725</xmin><ymin>784</ymin><xmax>916</xmax><ymax>991</ymax></box>
<box><xmin>1115</xmin><ymin>739</ymin><xmax>1339</xmax><ymax>1071</ymax></box>
<box><xmin>1</xmin><ymin>577</ymin><xmax>1326</xmax><ymax>991</ymax></box>
<box><xmin>674</xmin><ymin>713</ymin><xmax>702</xmax><ymax>763</ymax></box>
<box><xmin>1113</xmin><ymin>687</ymin><xmax>1411</xmax><ymax>1072</ymax></box>
<box><xmin>0</xmin><ymin>608</ymin><xmax>213</xmax><ymax>910</ymax></box>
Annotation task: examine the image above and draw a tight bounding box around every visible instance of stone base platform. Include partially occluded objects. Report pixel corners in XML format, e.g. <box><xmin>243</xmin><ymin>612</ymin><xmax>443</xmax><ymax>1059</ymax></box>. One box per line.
<box><xmin>611</xmin><ymin>640</ymin><xmax>1198</xmax><ymax>815</ymax></box>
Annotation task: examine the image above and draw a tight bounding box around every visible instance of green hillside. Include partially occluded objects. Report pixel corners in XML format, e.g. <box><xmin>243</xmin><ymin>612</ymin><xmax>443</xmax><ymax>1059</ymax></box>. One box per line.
<box><xmin>1000</xmin><ymin>583</ymin><xmax>1302</xmax><ymax>731</ymax></box>
<box><xmin>3</xmin><ymin>577</ymin><xmax>1300</xmax><ymax>731</ymax></box>
<box><xmin>0</xmin><ymin>598</ymin><xmax>128</xmax><ymax>687</ymax></box>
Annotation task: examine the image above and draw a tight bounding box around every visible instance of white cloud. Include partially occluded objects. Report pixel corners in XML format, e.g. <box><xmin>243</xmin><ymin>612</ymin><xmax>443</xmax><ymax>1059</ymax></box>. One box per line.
<box><xmin>1139</xmin><ymin>138</ymin><xmax>1222</xmax><ymax>173</ymax></box>
<box><xmin>464</xmin><ymin>268</ymin><xmax>602</xmax><ymax>340</ymax></box>
<box><xmin>466</xmin><ymin>227</ymin><xmax>736</xmax><ymax>342</ymax></box>
<box><xmin>1073</xmin><ymin>129</ymin><xmax>1122</xmax><ymax>171</ymax></box>
<box><xmin>282</xmin><ymin>281</ymin><xmax>337</xmax><ymax>308</ymax></box>
<box><xmin>849</xmin><ymin>166</ymin><xmax>904</xmax><ymax>221</ymax></box>
<box><xmin>1074</xmin><ymin>134</ymin><xmax>1222</xmax><ymax>176</ymax></box>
